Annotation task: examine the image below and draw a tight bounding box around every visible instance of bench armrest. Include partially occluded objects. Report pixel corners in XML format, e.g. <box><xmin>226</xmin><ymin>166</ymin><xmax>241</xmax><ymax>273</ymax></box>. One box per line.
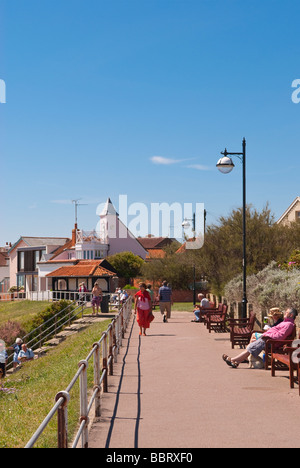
<box><xmin>229</xmin><ymin>318</ymin><xmax>251</xmax><ymax>324</ymax></box>
<box><xmin>267</xmin><ymin>339</ymin><xmax>294</xmax><ymax>352</ymax></box>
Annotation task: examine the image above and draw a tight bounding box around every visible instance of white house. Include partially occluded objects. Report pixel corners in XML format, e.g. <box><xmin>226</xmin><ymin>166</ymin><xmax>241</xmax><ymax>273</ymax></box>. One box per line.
<box><xmin>36</xmin><ymin>198</ymin><xmax>147</xmax><ymax>293</ymax></box>
<box><xmin>8</xmin><ymin>236</ymin><xmax>70</xmax><ymax>292</ymax></box>
<box><xmin>97</xmin><ymin>198</ymin><xmax>147</xmax><ymax>258</ymax></box>
<box><xmin>0</xmin><ymin>245</ymin><xmax>10</xmax><ymax>292</ymax></box>
<box><xmin>277</xmin><ymin>196</ymin><xmax>300</xmax><ymax>226</ymax></box>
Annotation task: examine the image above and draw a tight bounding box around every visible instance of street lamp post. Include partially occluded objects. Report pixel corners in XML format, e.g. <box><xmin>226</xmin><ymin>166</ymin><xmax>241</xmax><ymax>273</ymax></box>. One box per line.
<box><xmin>181</xmin><ymin>213</ymin><xmax>196</xmax><ymax>237</ymax></box>
<box><xmin>182</xmin><ymin>214</ymin><xmax>196</xmax><ymax>305</ymax></box>
<box><xmin>216</xmin><ymin>137</ymin><xmax>248</xmax><ymax>319</ymax></box>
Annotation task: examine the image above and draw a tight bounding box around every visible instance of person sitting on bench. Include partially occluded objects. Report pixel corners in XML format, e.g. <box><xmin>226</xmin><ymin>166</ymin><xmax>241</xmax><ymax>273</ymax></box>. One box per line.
<box><xmin>222</xmin><ymin>307</ymin><xmax>298</xmax><ymax>369</ymax></box>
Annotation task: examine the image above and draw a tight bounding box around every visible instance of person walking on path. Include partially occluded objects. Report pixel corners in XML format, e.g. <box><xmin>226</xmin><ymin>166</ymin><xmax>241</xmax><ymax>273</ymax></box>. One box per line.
<box><xmin>91</xmin><ymin>282</ymin><xmax>103</xmax><ymax>316</ymax></box>
<box><xmin>78</xmin><ymin>282</ymin><xmax>87</xmax><ymax>305</ymax></box>
<box><xmin>134</xmin><ymin>283</ymin><xmax>153</xmax><ymax>336</ymax></box>
<box><xmin>146</xmin><ymin>284</ymin><xmax>154</xmax><ymax>302</ymax></box>
<box><xmin>222</xmin><ymin>307</ymin><xmax>298</xmax><ymax>368</ymax></box>
<box><xmin>159</xmin><ymin>280</ymin><xmax>173</xmax><ymax>323</ymax></box>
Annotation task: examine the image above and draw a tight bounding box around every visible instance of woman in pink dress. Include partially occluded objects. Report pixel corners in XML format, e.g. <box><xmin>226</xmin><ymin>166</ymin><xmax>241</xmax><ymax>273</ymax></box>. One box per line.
<box><xmin>134</xmin><ymin>283</ymin><xmax>154</xmax><ymax>336</ymax></box>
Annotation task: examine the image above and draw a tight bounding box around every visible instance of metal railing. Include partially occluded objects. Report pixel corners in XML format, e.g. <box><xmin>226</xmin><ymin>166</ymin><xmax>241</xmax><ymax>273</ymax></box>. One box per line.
<box><xmin>24</xmin><ymin>296</ymin><xmax>133</xmax><ymax>449</ymax></box>
<box><xmin>5</xmin><ymin>300</ymin><xmax>85</xmax><ymax>370</ymax></box>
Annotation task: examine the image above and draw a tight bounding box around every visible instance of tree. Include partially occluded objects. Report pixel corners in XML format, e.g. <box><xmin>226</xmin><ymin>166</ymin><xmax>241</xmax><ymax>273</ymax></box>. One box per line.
<box><xmin>107</xmin><ymin>252</ymin><xmax>144</xmax><ymax>284</ymax></box>
<box><xmin>140</xmin><ymin>206</ymin><xmax>300</xmax><ymax>295</ymax></box>
<box><xmin>187</xmin><ymin>204</ymin><xmax>300</xmax><ymax>295</ymax></box>
<box><xmin>141</xmin><ymin>245</ymin><xmax>194</xmax><ymax>290</ymax></box>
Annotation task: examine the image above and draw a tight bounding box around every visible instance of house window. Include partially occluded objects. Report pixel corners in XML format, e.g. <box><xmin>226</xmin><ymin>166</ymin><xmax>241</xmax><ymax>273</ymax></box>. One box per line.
<box><xmin>296</xmin><ymin>211</ymin><xmax>300</xmax><ymax>220</ymax></box>
<box><xmin>34</xmin><ymin>251</ymin><xmax>40</xmax><ymax>270</ymax></box>
<box><xmin>17</xmin><ymin>275</ymin><xmax>25</xmax><ymax>289</ymax></box>
<box><xmin>58</xmin><ymin>279</ymin><xmax>67</xmax><ymax>290</ymax></box>
<box><xmin>95</xmin><ymin>250</ymin><xmax>104</xmax><ymax>259</ymax></box>
<box><xmin>33</xmin><ymin>275</ymin><xmax>38</xmax><ymax>291</ymax></box>
<box><xmin>18</xmin><ymin>251</ymin><xmax>25</xmax><ymax>271</ymax></box>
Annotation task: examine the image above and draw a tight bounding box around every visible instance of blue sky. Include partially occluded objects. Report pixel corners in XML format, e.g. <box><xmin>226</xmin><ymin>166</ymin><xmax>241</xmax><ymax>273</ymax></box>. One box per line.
<box><xmin>1</xmin><ymin>0</ymin><xmax>300</xmax><ymax>245</ymax></box>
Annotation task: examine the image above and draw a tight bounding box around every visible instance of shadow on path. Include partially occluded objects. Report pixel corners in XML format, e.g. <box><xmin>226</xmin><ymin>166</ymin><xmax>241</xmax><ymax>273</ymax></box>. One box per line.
<box><xmin>105</xmin><ymin>316</ymin><xmax>142</xmax><ymax>448</ymax></box>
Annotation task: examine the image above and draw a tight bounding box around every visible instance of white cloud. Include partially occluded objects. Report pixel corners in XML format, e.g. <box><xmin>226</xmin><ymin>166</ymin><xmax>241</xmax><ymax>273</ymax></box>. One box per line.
<box><xmin>186</xmin><ymin>164</ymin><xmax>212</xmax><ymax>171</ymax></box>
<box><xmin>150</xmin><ymin>156</ymin><xmax>211</xmax><ymax>171</ymax></box>
<box><xmin>150</xmin><ymin>156</ymin><xmax>181</xmax><ymax>165</ymax></box>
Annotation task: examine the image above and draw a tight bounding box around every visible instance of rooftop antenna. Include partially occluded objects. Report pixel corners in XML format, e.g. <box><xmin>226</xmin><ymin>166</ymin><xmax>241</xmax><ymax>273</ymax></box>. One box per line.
<box><xmin>72</xmin><ymin>199</ymin><xmax>88</xmax><ymax>226</ymax></box>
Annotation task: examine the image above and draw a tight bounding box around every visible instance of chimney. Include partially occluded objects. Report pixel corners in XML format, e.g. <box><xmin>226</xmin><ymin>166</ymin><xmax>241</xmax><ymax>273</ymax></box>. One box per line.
<box><xmin>72</xmin><ymin>224</ymin><xmax>78</xmax><ymax>245</ymax></box>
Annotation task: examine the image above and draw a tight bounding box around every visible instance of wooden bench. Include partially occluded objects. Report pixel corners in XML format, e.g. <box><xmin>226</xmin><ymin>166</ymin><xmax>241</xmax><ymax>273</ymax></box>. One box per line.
<box><xmin>198</xmin><ymin>302</ymin><xmax>219</xmax><ymax>323</ymax></box>
<box><xmin>270</xmin><ymin>338</ymin><xmax>300</xmax><ymax>395</ymax></box>
<box><xmin>152</xmin><ymin>296</ymin><xmax>160</xmax><ymax>310</ymax></box>
<box><xmin>264</xmin><ymin>325</ymin><xmax>297</xmax><ymax>370</ymax></box>
<box><xmin>229</xmin><ymin>312</ymin><xmax>256</xmax><ymax>349</ymax></box>
<box><xmin>205</xmin><ymin>304</ymin><xmax>228</xmax><ymax>333</ymax></box>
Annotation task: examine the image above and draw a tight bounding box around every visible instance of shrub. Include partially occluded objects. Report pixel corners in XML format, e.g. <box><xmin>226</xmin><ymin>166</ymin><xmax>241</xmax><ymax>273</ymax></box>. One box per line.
<box><xmin>28</xmin><ymin>300</ymin><xmax>75</xmax><ymax>339</ymax></box>
<box><xmin>0</xmin><ymin>320</ymin><xmax>26</xmax><ymax>346</ymax></box>
<box><xmin>8</xmin><ymin>286</ymin><xmax>24</xmax><ymax>292</ymax></box>
<box><xmin>224</xmin><ymin>261</ymin><xmax>300</xmax><ymax>311</ymax></box>
<box><xmin>278</xmin><ymin>249</ymin><xmax>300</xmax><ymax>271</ymax></box>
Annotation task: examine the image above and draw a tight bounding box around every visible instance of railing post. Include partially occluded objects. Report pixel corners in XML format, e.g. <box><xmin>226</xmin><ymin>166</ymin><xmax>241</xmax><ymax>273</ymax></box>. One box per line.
<box><xmin>115</xmin><ymin>318</ymin><xmax>120</xmax><ymax>356</ymax></box>
<box><xmin>111</xmin><ymin>320</ymin><xmax>116</xmax><ymax>363</ymax></box>
<box><xmin>78</xmin><ymin>360</ymin><xmax>89</xmax><ymax>448</ymax></box>
<box><xmin>108</xmin><ymin>325</ymin><xmax>113</xmax><ymax>375</ymax></box>
<box><xmin>55</xmin><ymin>391</ymin><xmax>70</xmax><ymax>449</ymax></box>
<box><xmin>102</xmin><ymin>332</ymin><xmax>108</xmax><ymax>393</ymax></box>
<box><xmin>93</xmin><ymin>343</ymin><xmax>101</xmax><ymax>417</ymax></box>
<box><xmin>121</xmin><ymin>306</ymin><xmax>125</xmax><ymax>339</ymax></box>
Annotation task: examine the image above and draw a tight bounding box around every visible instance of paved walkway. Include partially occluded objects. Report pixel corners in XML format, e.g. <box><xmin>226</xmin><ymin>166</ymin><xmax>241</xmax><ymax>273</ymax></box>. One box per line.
<box><xmin>88</xmin><ymin>311</ymin><xmax>300</xmax><ymax>449</ymax></box>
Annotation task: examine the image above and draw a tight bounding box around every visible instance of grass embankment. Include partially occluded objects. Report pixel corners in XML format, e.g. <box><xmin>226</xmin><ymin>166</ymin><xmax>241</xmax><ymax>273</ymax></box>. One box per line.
<box><xmin>0</xmin><ymin>319</ymin><xmax>111</xmax><ymax>448</ymax></box>
<box><xmin>0</xmin><ymin>300</ymin><xmax>50</xmax><ymax>330</ymax></box>
<box><xmin>0</xmin><ymin>301</ymin><xmax>194</xmax><ymax>448</ymax></box>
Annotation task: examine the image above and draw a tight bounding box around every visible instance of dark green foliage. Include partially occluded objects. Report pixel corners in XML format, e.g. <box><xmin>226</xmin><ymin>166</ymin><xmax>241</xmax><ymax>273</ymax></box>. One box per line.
<box><xmin>142</xmin><ymin>204</ymin><xmax>300</xmax><ymax>296</ymax></box>
<box><xmin>108</xmin><ymin>251</ymin><xmax>144</xmax><ymax>283</ymax></box>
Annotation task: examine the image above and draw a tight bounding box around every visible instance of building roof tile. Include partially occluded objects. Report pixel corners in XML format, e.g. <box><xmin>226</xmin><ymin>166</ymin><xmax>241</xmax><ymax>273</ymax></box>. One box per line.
<box><xmin>46</xmin><ymin>260</ymin><xmax>116</xmax><ymax>278</ymax></box>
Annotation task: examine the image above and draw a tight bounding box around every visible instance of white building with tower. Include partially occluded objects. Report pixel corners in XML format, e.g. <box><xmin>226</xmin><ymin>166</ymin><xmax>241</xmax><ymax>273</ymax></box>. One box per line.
<box><xmin>8</xmin><ymin>198</ymin><xmax>147</xmax><ymax>294</ymax></box>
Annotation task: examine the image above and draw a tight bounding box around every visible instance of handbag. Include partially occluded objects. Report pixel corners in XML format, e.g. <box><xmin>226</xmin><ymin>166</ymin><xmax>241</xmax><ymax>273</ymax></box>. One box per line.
<box><xmin>148</xmin><ymin>309</ymin><xmax>155</xmax><ymax>323</ymax></box>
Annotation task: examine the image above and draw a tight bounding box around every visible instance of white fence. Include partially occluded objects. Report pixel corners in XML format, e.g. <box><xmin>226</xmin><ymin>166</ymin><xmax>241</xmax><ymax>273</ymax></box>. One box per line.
<box><xmin>0</xmin><ymin>290</ymin><xmax>109</xmax><ymax>303</ymax></box>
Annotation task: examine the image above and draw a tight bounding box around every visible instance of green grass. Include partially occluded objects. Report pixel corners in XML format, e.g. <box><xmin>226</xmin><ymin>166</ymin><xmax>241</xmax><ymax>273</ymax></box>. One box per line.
<box><xmin>0</xmin><ymin>319</ymin><xmax>111</xmax><ymax>448</ymax></box>
<box><xmin>0</xmin><ymin>300</ymin><xmax>50</xmax><ymax>330</ymax></box>
<box><xmin>172</xmin><ymin>302</ymin><xmax>195</xmax><ymax>312</ymax></box>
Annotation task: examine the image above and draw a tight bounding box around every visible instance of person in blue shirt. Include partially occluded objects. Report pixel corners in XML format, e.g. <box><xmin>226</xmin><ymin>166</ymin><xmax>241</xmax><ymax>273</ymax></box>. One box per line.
<box><xmin>159</xmin><ymin>281</ymin><xmax>173</xmax><ymax>323</ymax></box>
<box><xmin>8</xmin><ymin>337</ymin><xmax>23</xmax><ymax>370</ymax></box>
<box><xmin>18</xmin><ymin>344</ymin><xmax>34</xmax><ymax>363</ymax></box>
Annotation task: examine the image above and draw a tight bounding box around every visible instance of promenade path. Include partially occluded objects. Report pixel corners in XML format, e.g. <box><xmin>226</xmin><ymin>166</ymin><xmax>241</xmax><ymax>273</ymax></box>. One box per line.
<box><xmin>88</xmin><ymin>310</ymin><xmax>300</xmax><ymax>449</ymax></box>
